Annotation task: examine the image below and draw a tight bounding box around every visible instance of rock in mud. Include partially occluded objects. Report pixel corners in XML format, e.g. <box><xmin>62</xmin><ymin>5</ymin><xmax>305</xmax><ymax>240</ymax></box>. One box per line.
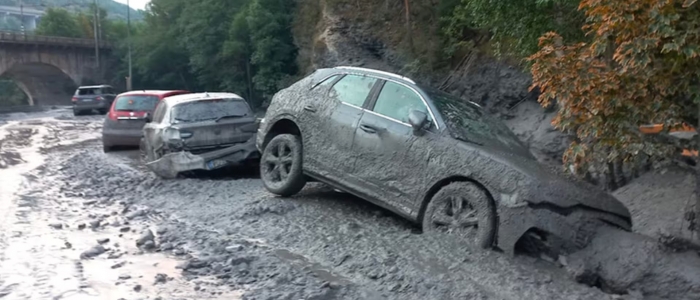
<box><xmin>142</xmin><ymin>240</ymin><xmax>156</xmax><ymax>250</ymax></box>
<box><xmin>566</xmin><ymin>226</ymin><xmax>700</xmax><ymax>299</ymax></box>
<box><xmin>118</xmin><ymin>274</ymin><xmax>131</xmax><ymax>280</ymax></box>
<box><xmin>159</xmin><ymin>242</ymin><xmax>173</xmax><ymax>251</ymax></box>
<box><xmin>89</xmin><ymin>220</ymin><xmax>101</xmax><ymax>229</ymax></box>
<box><xmin>133</xmin><ymin>284</ymin><xmax>142</xmax><ymax>292</ymax></box>
<box><xmin>77</xmin><ymin>223</ymin><xmax>86</xmax><ymax>230</ymax></box>
<box><xmin>119</xmin><ymin>226</ymin><xmax>130</xmax><ymax>232</ymax></box>
<box><xmin>111</xmin><ymin>261</ymin><xmax>126</xmax><ymax>269</ymax></box>
<box><xmin>154</xmin><ymin>273</ymin><xmax>167</xmax><ymax>285</ymax></box>
<box><xmin>97</xmin><ymin>238</ymin><xmax>110</xmax><ymax>244</ymax></box>
<box><xmin>49</xmin><ymin>223</ymin><xmax>63</xmax><ymax>229</ymax></box>
<box><xmin>80</xmin><ymin>245</ymin><xmax>107</xmax><ymax>259</ymax></box>
<box><xmin>83</xmin><ymin>199</ymin><xmax>97</xmax><ymax>206</ymax></box>
<box><xmin>136</xmin><ymin>229</ymin><xmax>155</xmax><ymax>247</ymax></box>
<box><xmin>125</xmin><ymin>209</ymin><xmax>146</xmax><ymax>220</ymax></box>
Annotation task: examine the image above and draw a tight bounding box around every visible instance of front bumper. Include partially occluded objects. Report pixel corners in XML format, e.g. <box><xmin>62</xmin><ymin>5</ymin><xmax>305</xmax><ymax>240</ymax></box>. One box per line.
<box><xmin>496</xmin><ymin>204</ymin><xmax>631</xmax><ymax>256</ymax></box>
<box><xmin>146</xmin><ymin>135</ymin><xmax>259</xmax><ymax>179</ymax></box>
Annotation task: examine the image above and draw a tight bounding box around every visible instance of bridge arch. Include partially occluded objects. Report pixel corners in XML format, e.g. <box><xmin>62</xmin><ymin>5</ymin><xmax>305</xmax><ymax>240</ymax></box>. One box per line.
<box><xmin>0</xmin><ymin>62</ymin><xmax>78</xmax><ymax>106</ymax></box>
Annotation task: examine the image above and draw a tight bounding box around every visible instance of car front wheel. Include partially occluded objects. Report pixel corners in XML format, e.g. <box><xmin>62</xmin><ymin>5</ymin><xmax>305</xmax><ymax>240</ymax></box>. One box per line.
<box><xmin>260</xmin><ymin>134</ymin><xmax>306</xmax><ymax>197</ymax></box>
<box><xmin>422</xmin><ymin>182</ymin><xmax>496</xmax><ymax>249</ymax></box>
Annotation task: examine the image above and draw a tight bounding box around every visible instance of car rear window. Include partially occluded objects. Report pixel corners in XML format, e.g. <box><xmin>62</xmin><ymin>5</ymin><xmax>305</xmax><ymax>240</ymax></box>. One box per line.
<box><xmin>113</xmin><ymin>95</ymin><xmax>160</xmax><ymax>112</ymax></box>
<box><xmin>171</xmin><ymin>98</ymin><xmax>250</xmax><ymax>123</ymax></box>
<box><xmin>76</xmin><ymin>87</ymin><xmax>114</xmax><ymax>95</ymax></box>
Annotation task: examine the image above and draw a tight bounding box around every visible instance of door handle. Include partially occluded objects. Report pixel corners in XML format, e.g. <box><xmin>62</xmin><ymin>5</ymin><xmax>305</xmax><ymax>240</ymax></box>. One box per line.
<box><xmin>303</xmin><ymin>105</ymin><xmax>317</xmax><ymax>112</ymax></box>
<box><xmin>359</xmin><ymin>124</ymin><xmax>377</xmax><ymax>134</ymax></box>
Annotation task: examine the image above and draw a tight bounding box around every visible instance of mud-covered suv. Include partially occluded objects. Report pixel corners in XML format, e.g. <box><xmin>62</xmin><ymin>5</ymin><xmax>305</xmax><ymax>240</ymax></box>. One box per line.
<box><xmin>257</xmin><ymin>66</ymin><xmax>632</xmax><ymax>255</ymax></box>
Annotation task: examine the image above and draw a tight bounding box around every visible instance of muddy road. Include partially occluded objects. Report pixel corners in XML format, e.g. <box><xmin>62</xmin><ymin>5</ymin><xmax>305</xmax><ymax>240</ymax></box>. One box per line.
<box><xmin>0</xmin><ymin>108</ymin><xmax>697</xmax><ymax>300</ymax></box>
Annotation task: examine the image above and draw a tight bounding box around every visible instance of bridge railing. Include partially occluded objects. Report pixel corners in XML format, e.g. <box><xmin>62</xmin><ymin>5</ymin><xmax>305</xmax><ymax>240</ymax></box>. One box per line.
<box><xmin>0</xmin><ymin>30</ymin><xmax>111</xmax><ymax>48</ymax></box>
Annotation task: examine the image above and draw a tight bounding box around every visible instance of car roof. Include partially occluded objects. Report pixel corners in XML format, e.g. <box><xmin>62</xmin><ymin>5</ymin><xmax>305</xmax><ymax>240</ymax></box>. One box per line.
<box><xmin>117</xmin><ymin>90</ymin><xmax>189</xmax><ymax>97</ymax></box>
<box><xmin>328</xmin><ymin>66</ymin><xmax>417</xmax><ymax>85</ymax></box>
<box><xmin>163</xmin><ymin>92</ymin><xmax>245</xmax><ymax>106</ymax></box>
<box><xmin>78</xmin><ymin>85</ymin><xmax>113</xmax><ymax>89</ymax></box>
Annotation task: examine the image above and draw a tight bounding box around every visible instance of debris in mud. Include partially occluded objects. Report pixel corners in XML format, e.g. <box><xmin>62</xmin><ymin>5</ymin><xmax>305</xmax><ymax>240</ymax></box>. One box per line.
<box><xmin>83</xmin><ymin>199</ymin><xmax>98</xmax><ymax>206</ymax></box>
<box><xmin>97</xmin><ymin>238</ymin><xmax>110</xmax><ymax>244</ymax></box>
<box><xmin>133</xmin><ymin>284</ymin><xmax>142</xmax><ymax>292</ymax></box>
<box><xmin>142</xmin><ymin>240</ymin><xmax>156</xmax><ymax>250</ymax></box>
<box><xmin>111</xmin><ymin>261</ymin><xmax>126</xmax><ymax>269</ymax></box>
<box><xmin>80</xmin><ymin>245</ymin><xmax>107</xmax><ymax>259</ymax></box>
<box><xmin>159</xmin><ymin>242</ymin><xmax>174</xmax><ymax>251</ymax></box>
<box><xmin>64</xmin><ymin>241</ymin><xmax>72</xmax><ymax>249</ymax></box>
<box><xmin>49</xmin><ymin>223</ymin><xmax>63</xmax><ymax>229</ymax></box>
<box><xmin>77</xmin><ymin>223</ymin><xmax>86</xmax><ymax>230</ymax></box>
<box><xmin>136</xmin><ymin>229</ymin><xmax>155</xmax><ymax>247</ymax></box>
<box><xmin>125</xmin><ymin>209</ymin><xmax>147</xmax><ymax>220</ymax></box>
<box><xmin>119</xmin><ymin>226</ymin><xmax>131</xmax><ymax>232</ymax></box>
<box><xmin>566</xmin><ymin>226</ymin><xmax>700</xmax><ymax>299</ymax></box>
<box><xmin>0</xmin><ymin>150</ymin><xmax>24</xmax><ymax>168</ymax></box>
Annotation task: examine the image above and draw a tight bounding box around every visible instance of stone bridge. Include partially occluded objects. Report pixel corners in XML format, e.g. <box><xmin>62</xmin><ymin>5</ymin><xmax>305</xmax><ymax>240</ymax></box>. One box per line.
<box><xmin>0</xmin><ymin>31</ymin><xmax>112</xmax><ymax>106</ymax></box>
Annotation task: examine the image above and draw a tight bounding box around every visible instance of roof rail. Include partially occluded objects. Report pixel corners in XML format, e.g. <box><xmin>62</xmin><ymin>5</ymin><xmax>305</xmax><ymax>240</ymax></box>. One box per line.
<box><xmin>334</xmin><ymin>66</ymin><xmax>416</xmax><ymax>84</ymax></box>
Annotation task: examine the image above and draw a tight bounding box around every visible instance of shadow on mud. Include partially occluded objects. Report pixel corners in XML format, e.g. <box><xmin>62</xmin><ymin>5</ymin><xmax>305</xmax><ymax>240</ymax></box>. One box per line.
<box><xmin>180</xmin><ymin>163</ymin><xmax>261</xmax><ymax>180</ymax></box>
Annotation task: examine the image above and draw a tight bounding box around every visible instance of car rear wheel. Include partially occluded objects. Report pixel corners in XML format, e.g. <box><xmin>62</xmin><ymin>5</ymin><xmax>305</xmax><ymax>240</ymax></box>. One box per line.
<box><xmin>422</xmin><ymin>182</ymin><xmax>496</xmax><ymax>249</ymax></box>
<box><xmin>73</xmin><ymin>109</ymin><xmax>82</xmax><ymax>116</ymax></box>
<box><xmin>103</xmin><ymin>144</ymin><xmax>112</xmax><ymax>153</ymax></box>
<box><xmin>260</xmin><ymin>134</ymin><xmax>306</xmax><ymax>196</ymax></box>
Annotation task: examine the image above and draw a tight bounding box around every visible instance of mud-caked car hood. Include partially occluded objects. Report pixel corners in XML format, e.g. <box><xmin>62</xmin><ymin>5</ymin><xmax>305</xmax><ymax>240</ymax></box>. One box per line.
<box><xmin>457</xmin><ymin>140</ymin><xmax>631</xmax><ymax>220</ymax></box>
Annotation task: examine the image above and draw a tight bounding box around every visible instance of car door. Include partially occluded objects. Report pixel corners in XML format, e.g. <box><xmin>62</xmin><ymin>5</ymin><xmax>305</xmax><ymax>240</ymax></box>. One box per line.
<box><xmin>349</xmin><ymin>80</ymin><xmax>436</xmax><ymax>215</ymax></box>
<box><xmin>303</xmin><ymin>73</ymin><xmax>379</xmax><ymax>179</ymax></box>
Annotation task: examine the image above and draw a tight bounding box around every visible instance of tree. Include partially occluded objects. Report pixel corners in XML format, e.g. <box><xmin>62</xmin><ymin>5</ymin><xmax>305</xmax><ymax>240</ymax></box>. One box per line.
<box><xmin>443</xmin><ymin>0</ymin><xmax>585</xmax><ymax>59</ymax></box>
<box><xmin>529</xmin><ymin>0</ymin><xmax>700</xmax><ymax>234</ymax></box>
<box><xmin>35</xmin><ymin>8</ymin><xmax>82</xmax><ymax>38</ymax></box>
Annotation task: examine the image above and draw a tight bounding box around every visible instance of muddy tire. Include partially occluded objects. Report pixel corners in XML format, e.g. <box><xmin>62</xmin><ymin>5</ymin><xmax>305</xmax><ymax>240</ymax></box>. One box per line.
<box><xmin>260</xmin><ymin>134</ymin><xmax>306</xmax><ymax>197</ymax></box>
<box><xmin>103</xmin><ymin>144</ymin><xmax>112</xmax><ymax>153</ymax></box>
<box><xmin>73</xmin><ymin>109</ymin><xmax>82</xmax><ymax>116</ymax></box>
<box><xmin>422</xmin><ymin>182</ymin><xmax>496</xmax><ymax>249</ymax></box>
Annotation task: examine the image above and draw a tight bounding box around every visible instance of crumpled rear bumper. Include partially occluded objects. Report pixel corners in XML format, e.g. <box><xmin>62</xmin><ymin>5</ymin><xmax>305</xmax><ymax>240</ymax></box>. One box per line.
<box><xmin>146</xmin><ymin>135</ymin><xmax>259</xmax><ymax>179</ymax></box>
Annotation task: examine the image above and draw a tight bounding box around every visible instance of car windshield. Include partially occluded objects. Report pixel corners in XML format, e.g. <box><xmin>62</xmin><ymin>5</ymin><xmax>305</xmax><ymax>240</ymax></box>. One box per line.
<box><xmin>423</xmin><ymin>87</ymin><xmax>528</xmax><ymax>152</ymax></box>
<box><xmin>113</xmin><ymin>95</ymin><xmax>160</xmax><ymax>112</ymax></box>
<box><xmin>77</xmin><ymin>87</ymin><xmax>113</xmax><ymax>95</ymax></box>
<box><xmin>171</xmin><ymin>98</ymin><xmax>250</xmax><ymax>123</ymax></box>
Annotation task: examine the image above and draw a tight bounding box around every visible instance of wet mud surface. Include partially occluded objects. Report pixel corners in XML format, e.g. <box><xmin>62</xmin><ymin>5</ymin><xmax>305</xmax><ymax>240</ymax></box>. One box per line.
<box><xmin>1</xmin><ymin>108</ymin><xmax>699</xmax><ymax>299</ymax></box>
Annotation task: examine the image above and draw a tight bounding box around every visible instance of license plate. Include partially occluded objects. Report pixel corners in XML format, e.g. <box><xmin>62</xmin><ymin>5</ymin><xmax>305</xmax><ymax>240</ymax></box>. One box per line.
<box><xmin>82</xmin><ymin>99</ymin><xmax>93</xmax><ymax>102</ymax></box>
<box><xmin>206</xmin><ymin>159</ymin><xmax>227</xmax><ymax>170</ymax></box>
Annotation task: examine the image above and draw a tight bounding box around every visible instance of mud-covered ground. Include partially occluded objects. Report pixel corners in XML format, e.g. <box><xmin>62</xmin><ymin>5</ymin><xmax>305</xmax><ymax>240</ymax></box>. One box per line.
<box><xmin>1</xmin><ymin>108</ymin><xmax>699</xmax><ymax>300</ymax></box>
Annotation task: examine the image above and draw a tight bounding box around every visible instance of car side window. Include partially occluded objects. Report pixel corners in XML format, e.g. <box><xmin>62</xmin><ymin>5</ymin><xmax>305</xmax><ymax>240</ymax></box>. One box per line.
<box><xmin>153</xmin><ymin>102</ymin><xmax>166</xmax><ymax>123</ymax></box>
<box><xmin>329</xmin><ymin>74</ymin><xmax>377</xmax><ymax>107</ymax></box>
<box><xmin>373</xmin><ymin>81</ymin><xmax>430</xmax><ymax>124</ymax></box>
<box><xmin>312</xmin><ymin>75</ymin><xmax>339</xmax><ymax>90</ymax></box>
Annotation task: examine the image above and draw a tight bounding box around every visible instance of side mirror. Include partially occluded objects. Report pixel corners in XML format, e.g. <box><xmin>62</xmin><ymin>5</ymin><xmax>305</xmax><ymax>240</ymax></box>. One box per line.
<box><xmin>408</xmin><ymin>110</ymin><xmax>429</xmax><ymax>135</ymax></box>
<box><xmin>144</xmin><ymin>113</ymin><xmax>152</xmax><ymax>123</ymax></box>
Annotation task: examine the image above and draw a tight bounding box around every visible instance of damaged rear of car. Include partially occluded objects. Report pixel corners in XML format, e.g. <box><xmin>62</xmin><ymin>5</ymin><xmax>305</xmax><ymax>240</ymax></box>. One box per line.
<box><xmin>141</xmin><ymin>92</ymin><xmax>260</xmax><ymax>178</ymax></box>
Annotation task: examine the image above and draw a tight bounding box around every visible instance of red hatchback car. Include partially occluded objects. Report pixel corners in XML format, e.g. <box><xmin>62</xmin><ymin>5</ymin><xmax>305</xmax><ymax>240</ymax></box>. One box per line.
<box><xmin>102</xmin><ymin>90</ymin><xmax>189</xmax><ymax>152</ymax></box>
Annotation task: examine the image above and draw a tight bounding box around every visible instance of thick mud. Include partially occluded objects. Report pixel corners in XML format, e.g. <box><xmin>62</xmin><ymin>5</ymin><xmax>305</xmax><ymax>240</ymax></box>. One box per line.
<box><xmin>1</xmin><ymin>109</ymin><xmax>699</xmax><ymax>299</ymax></box>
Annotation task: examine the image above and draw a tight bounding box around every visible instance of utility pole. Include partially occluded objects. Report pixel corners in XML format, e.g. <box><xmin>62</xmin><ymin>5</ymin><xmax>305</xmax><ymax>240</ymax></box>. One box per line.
<box><xmin>126</xmin><ymin>0</ymin><xmax>132</xmax><ymax>90</ymax></box>
<box><xmin>93</xmin><ymin>0</ymin><xmax>100</xmax><ymax>68</ymax></box>
<box><xmin>20</xmin><ymin>0</ymin><xmax>24</xmax><ymax>37</ymax></box>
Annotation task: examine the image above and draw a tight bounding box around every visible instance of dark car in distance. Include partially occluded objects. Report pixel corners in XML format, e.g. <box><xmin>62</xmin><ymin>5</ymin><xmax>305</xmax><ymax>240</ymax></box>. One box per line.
<box><xmin>256</xmin><ymin>66</ymin><xmax>632</xmax><ymax>256</ymax></box>
<box><xmin>71</xmin><ymin>85</ymin><xmax>117</xmax><ymax>116</ymax></box>
<box><xmin>140</xmin><ymin>92</ymin><xmax>259</xmax><ymax>178</ymax></box>
<box><xmin>102</xmin><ymin>90</ymin><xmax>189</xmax><ymax>152</ymax></box>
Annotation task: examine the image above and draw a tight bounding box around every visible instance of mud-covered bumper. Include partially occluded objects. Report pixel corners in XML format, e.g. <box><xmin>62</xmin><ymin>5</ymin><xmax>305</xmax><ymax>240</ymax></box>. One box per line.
<box><xmin>496</xmin><ymin>203</ymin><xmax>632</xmax><ymax>255</ymax></box>
<box><xmin>146</xmin><ymin>135</ymin><xmax>259</xmax><ymax>178</ymax></box>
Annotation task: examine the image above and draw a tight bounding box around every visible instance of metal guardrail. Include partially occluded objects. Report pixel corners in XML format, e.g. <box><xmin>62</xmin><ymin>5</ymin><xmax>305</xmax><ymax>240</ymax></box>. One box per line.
<box><xmin>0</xmin><ymin>31</ymin><xmax>112</xmax><ymax>48</ymax></box>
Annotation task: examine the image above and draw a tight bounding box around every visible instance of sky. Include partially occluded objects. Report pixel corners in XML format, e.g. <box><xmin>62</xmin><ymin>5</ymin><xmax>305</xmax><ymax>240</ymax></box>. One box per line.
<box><xmin>112</xmin><ymin>0</ymin><xmax>150</xmax><ymax>10</ymax></box>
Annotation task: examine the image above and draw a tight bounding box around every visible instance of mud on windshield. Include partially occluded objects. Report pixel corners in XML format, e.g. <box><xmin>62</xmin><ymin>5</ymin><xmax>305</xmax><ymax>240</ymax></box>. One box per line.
<box><xmin>171</xmin><ymin>98</ymin><xmax>251</xmax><ymax>123</ymax></box>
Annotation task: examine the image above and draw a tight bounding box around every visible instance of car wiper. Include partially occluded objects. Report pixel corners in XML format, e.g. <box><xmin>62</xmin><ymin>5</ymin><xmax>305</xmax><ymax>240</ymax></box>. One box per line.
<box><xmin>214</xmin><ymin>114</ymin><xmax>246</xmax><ymax>122</ymax></box>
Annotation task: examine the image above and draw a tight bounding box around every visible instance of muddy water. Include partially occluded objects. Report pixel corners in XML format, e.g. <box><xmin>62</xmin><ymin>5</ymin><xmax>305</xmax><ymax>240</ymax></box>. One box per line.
<box><xmin>0</xmin><ymin>113</ymin><xmax>242</xmax><ymax>299</ymax></box>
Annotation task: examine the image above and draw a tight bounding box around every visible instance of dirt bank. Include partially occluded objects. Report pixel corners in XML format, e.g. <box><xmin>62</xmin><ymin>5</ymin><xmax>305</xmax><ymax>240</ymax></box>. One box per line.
<box><xmin>614</xmin><ymin>164</ymin><xmax>696</xmax><ymax>240</ymax></box>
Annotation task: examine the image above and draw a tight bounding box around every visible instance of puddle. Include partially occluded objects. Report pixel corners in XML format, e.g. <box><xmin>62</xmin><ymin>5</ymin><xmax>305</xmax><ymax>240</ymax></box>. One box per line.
<box><xmin>274</xmin><ymin>248</ymin><xmax>353</xmax><ymax>285</ymax></box>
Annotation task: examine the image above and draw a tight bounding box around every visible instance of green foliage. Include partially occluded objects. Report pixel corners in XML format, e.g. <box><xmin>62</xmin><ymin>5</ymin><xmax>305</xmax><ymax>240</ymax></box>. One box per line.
<box><xmin>0</xmin><ymin>80</ymin><xmax>28</xmax><ymax>107</ymax></box>
<box><xmin>443</xmin><ymin>0</ymin><xmax>586</xmax><ymax>60</ymax></box>
<box><xmin>35</xmin><ymin>8</ymin><xmax>81</xmax><ymax>37</ymax></box>
<box><xmin>0</xmin><ymin>15</ymin><xmax>21</xmax><ymax>31</ymax></box>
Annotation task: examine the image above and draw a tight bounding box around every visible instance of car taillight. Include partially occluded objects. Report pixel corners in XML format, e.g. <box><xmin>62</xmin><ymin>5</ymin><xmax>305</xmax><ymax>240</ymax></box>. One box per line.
<box><xmin>96</xmin><ymin>96</ymin><xmax>105</xmax><ymax>101</ymax></box>
<box><xmin>108</xmin><ymin>111</ymin><xmax>117</xmax><ymax>120</ymax></box>
<box><xmin>71</xmin><ymin>97</ymin><xmax>78</xmax><ymax>103</ymax></box>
